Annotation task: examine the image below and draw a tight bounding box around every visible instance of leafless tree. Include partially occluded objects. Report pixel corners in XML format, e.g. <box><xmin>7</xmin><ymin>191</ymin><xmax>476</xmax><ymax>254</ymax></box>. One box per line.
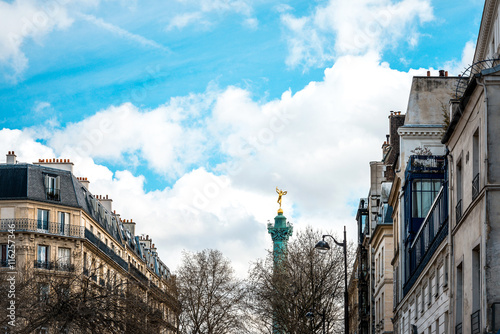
<box><xmin>176</xmin><ymin>249</ymin><xmax>248</xmax><ymax>334</ymax></box>
<box><xmin>247</xmin><ymin>227</ymin><xmax>355</xmax><ymax>334</ymax></box>
<box><xmin>0</xmin><ymin>260</ymin><xmax>177</xmax><ymax>334</ymax></box>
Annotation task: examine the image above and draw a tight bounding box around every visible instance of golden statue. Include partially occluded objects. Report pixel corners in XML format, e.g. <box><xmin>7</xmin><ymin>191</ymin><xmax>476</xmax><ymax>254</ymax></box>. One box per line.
<box><xmin>276</xmin><ymin>187</ymin><xmax>287</xmax><ymax>211</ymax></box>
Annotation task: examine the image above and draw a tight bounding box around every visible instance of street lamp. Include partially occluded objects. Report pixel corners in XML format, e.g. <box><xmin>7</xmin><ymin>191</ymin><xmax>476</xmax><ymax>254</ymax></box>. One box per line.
<box><xmin>314</xmin><ymin>226</ymin><xmax>348</xmax><ymax>334</ymax></box>
<box><xmin>306</xmin><ymin>308</ymin><xmax>326</xmax><ymax>334</ymax></box>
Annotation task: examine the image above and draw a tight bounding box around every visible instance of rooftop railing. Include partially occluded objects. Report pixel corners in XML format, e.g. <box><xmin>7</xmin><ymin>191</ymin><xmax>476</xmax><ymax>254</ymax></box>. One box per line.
<box><xmin>0</xmin><ymin>219</ymin><xmax>84</xmax><ymax>238</ymax></box>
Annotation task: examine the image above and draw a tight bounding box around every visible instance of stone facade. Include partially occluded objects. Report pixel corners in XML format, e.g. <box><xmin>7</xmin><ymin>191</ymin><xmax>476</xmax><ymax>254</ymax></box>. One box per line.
<box><xmin>0</xmin><ymin>153</ymin><xmax>179</xmax><ymax>333</ymax></box>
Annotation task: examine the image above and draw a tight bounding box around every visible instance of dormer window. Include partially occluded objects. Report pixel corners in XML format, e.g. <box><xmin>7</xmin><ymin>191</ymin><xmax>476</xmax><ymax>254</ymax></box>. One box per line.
<box><xmin>44</xmin><ymin>174</ymin><xmax>60</xmax><ymax>201</ymax></box>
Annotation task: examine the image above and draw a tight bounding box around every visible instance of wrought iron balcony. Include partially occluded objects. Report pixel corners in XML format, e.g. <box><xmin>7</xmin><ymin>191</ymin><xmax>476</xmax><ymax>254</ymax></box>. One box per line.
<box><xmin>405</xmin><ymin>184</ymin><xmax>448</xmax><ymax>295</ymax></box>
<box><xmin>84</xmin><ymin>228</ymin><xmax>128</xmax><ymax>271</ymax></box>
<box><xmin>471</xmin><ymin>310</ymin><xmax>480</xmax><ymax>334</ymax></box>
<box><xmin>0</xmin><ymin>219</ymin><xmax>84</xmax><ymax>238</ymax></box>
<box><xmin>472</xmin><ymin>173</ymin><xmax>480</xmax><ymax>200</ymax></box>
<box><xmin>130</xmin><ymin>263</ymin><xmax>149</xmax><ymax>284</ymax></box>
<box><xmin>406</xmin><ymin>155</ymin><xmax>446</xmax><ymax>176</ymax></box>
<box><xmin>33</xmin><ymin>260</ymin><xmax>75</xmax><ymax>272</ymax></box>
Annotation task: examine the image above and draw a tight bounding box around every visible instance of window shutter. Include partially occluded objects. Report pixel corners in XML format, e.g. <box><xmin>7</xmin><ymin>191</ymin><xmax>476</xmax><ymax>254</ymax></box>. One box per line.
<box><xmin>55</xmin><ymin>176</ymin><xmax>60</xmax><ymax>191</ymax></box>
<box><xmin>44</xmin><ymin>174</ymin><xmax>49</xmax><ymax>188</ymax></box>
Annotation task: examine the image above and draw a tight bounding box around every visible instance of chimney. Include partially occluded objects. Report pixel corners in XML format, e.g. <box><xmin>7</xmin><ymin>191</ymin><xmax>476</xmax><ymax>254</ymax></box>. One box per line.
<box><xmin>6</xmin><ymin>151</ymin><xmax>17</xmax><ymax>164</ymax></box>
<box><xmin>77</xmin><ymin>177</ymin><xmax>90</xmax><ymax>190</ymax></box>
<box><xmin>98</xmin><ymin>194</ymin><xmax>112</xmax><ymax>212</ymax></box>
<box><xmin>123</xmin><ymin>219</ymin><xmax>136</xmax><ymax>236</ymax></box>
<box><xmin>427</xmin><ymin>70</ymin><xmax>431</xmax><ymax>77</ymax></box>
<box><xmin>445</xmin><ymin>71</ymin><xmax>449</xmax><ymax>77</ymax></box>
<box><xmin>439</xmin><ymin>70</ymin><xmax>445</xmax><ymax>77</ymax></box>
<box><xmin>35</xmin><ymin>158</ymin><xmax>74</xmax><ymax>173</ymax></box>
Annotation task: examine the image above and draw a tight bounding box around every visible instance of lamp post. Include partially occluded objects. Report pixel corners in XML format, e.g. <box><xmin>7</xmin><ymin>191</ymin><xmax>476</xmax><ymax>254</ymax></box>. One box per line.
<box><xmin>306</xmin><ymin>308</ymin><xmax>326</xmax><ymax>334</ymax></box>
<box><xmin>314</xmin><ymin>226</ymin><xmax>348</xmax><ymax>334</ymax></box>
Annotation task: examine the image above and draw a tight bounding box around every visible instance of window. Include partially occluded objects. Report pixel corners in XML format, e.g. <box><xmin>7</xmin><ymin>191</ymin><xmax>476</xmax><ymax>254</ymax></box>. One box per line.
<box><xmin>37</xmin><ymin>209</ymin><xmax>49</xmax><ymax>230</ymax></box>
<box><xmin>456</xmin><ymin>159</ymin><xmax>463</xmax><ymax>221</ymax></box>
<box><xmin>472</xmin><ymin>246</ymin><xmax>481</xmax><ymax>312</ymax></box>
<box><xmin>412</xmin><ymin>179</ymin><xmax>441</xmax><ymax>218</ymax></box>
<box><xmin>456</xmin><ymin>262</ymin><xmax>464</xmax><ymax>325</ymax></box>
<box><xmin>473</xmin><ymin>129</ymin><xmax>480</xmax><ymax>199</ymax></box>
<box><xmin>58</xmin><ymin>248</ymin><xmax>71</xmax><ymax>270</ymax></box>
<box><xmin>0</xmin><ymin>244</ymin><xmax>8</xmax><ymax>267</ymax></box>
<box><xmin>381</xmin><ymin>247</ymin><xmax>384</xmax><ymax>278</ymax></box>
<box><xmin>58</xmin><ymin>212</ymin><xmax>70</xmax><ymax>235</ymax></box>
<box><xmin>44</xmin><ymin>174</ymin><xmax>60</xmax><ymax>201</ymax></box>
<box><xmin>38</xmin><ymin>245</ymin><xmax>49</xmax><ymax>264</ymax></box>
<box><xmin>90</xmin><ymin>225</ymin><xmax>94</xmax><ymax>233</ymax></box>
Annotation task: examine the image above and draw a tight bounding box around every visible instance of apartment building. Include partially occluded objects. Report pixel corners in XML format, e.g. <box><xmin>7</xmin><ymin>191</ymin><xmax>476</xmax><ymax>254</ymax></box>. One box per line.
<box><xmin>0</xmin><ymin>152</ymin><xmax>179</xmax><ymax>333</ymax></box>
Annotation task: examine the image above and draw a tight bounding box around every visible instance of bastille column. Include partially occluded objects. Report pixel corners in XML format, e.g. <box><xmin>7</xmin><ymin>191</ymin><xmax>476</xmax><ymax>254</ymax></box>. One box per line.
<box><xmin>267</xmin><ymin>187</ymin><xmax>293</xmax><ymax>334</ymax></box>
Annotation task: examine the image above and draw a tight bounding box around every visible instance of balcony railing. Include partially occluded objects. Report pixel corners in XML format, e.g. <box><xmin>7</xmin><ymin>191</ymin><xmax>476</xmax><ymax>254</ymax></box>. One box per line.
<box><xmin>406</xmin><ymin>155</ymin><xmax>446</xmax><ymax>176</ymax></box>
<box><xmin>455</xmin><ymin>323</ymin><xmax>462</xmax><ymax>334</ymax></box>
<box><xmin>84</xmin><ymin>229</ymin><xmax>128</xmax><ymax>271</ymax></box>
<box><xmin>456</xmin><ymin>199</ymin><xmax>463</xmax><ymax>222</ymax></box>
<box><xmin>130</xmin><ymin>264</ymin><xmax>149</xmax><ymax>284</ymax></box>
<box><xmin>471</xmin><ymin>310</ymin><xmax>480</xmax><ymax>334</ymax></box>
<box><xmin>405</xmin><ymin>185</ymin><xmax>448</xmax><ymax>295</ymax></box>
<box><xmin>0</xmin><ymin>219</ymin><xmax>84</xmax><ymax>238</ymax></box>
<box><xmin>46</xmin><ymin>188</ymin><xmax>60</xmax><ymax>201</ymax></box>
<box><xmin>34</xmin><ymin>261</ymin><xmax>75</xmax><ymax>272</ymax></box>
<box><xmin>472</xmin><ymin>173</ymin><xmax>480</xmax><ymax>200</ymax></box>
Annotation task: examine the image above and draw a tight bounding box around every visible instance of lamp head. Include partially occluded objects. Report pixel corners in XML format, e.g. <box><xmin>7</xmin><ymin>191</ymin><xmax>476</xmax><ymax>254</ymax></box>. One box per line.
<box><xmin>314</xmin><ymin>239</ymin><xmax>330</xmax><ymax>254</ymax></box>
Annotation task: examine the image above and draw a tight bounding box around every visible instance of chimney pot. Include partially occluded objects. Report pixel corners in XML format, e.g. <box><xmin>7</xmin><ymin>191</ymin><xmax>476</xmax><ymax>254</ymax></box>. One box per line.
<box><xmin>439</xmin><ymin>70</ymin><xmax>445</xmax><ymax>77</ymax></box>
<box><xmin>445</xmin><ymin>71</ymin><xmax>449</xmax><ymax>77</ymax></box>
<box><xmin>427</xmin><ymin>70</ymin><xmax>431</xmax><ymax>77</ymax></box>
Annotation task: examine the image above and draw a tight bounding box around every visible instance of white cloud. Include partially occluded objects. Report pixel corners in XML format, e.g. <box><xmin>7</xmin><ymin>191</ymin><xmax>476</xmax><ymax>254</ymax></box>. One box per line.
<box><xmin>443</xmin><ymin>40</ymin><xmax>476</xmax><ymax>76</ymax></box>
<box><xmin>2</xmin><ymin>52</ymin><xmax>423</xmax><ymax>276</ymax></box>
<box><xmin>166</xmin><ymin>0</ymin><xmax>256</xmax><ymax>31</ymax></box>
<box><xmin>166</xmin><ymin>12</ymin><xmax>205</xmax><ymax>31</ymax></box>
<box><xmin>281</xmin><ymin>0</ymin><xmax>434</xmax><ymax>69</ymax></box>
<box><xmin>78</xmin><ymin>13</ymin><xmax>170</xmax><ymax>52</ymax></box>
<box><xmin>0</xmin><ymin>0</ymin><xmax>73</xmax><ymax>81</ymax></box>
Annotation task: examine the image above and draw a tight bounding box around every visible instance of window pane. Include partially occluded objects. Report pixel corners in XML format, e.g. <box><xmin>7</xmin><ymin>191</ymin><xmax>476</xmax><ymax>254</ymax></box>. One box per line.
<box><xmin>37</xmin><ymin>209</ymin><xmax>49</xmax><ymax>229</ymax></box>
<box><xmin>38</xmin><ymin>246</ymin><xmax>48</xmax><ymax>263</ymax></box>
<box><xmin>58</xmin><ymin>248</ymin><xmax>70</xmax><ymax>265</ymax></box>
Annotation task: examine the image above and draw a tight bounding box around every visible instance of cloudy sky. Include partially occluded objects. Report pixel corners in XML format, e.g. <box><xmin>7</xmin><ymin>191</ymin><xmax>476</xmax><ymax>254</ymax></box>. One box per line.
<box><xmin>0</xmin><ymin>0</ymin><xmax>483</xmax><ymax>276</ymax></box>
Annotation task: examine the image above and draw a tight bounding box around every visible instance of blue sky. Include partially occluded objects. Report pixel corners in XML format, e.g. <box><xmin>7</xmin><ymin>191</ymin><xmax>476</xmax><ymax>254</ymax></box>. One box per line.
<box><xmin>0</xmin><ymin>0</ymin><xmax>484</xmax><ymax>275</ymax></box>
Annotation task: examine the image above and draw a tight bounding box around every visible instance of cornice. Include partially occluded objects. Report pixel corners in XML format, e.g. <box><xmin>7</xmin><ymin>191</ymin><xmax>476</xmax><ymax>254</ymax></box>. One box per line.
<box><xmin>397</xmin><ymin>127</ymin><xmax>443</xmax><ymax>137</ymax></box>
<box><xmin>474</xmin><ymin>0</ymin><xmax>498</xmax><ymax>63</ymax></box>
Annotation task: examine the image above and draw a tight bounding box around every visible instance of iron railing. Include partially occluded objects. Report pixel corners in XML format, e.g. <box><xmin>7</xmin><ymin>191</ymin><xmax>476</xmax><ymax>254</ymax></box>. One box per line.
<box><xmin>0</xmin><ymin>219</ymin><xmax>84</xmax><ymax>238</ymax></box>
<box><xmin>471</xmin><ymin>310</ymin><xmax>480</xmax><ymax>334</ymax></box>
<box><xmin>46</xmin><ymin>188</ymin><xmax>60</xmax><ymax>201</ymax></box>
<box><xmin>456</xmin><ymin>200</ymin><xmax>463</xmax><ymax>222</ymax></box>
<box><xmin>406</xmin><ymin>155</ymin><xmax>446</xmax><ymax>176</ymax></box>
<box><xmin>84</xmin><ymin>229</ymin><xmax>128</xmax><ymax>271</ymax></box>
<box><xmin>406</xmin><ymin>185</ymin><xmax>448</xmax><ymax>295</ymax></box>
<box><xmin>472</xmin><ymin>173</ymin><xmax>480</xmax><ymax>200</ymax></box>
<box><xmin>455</xmin><ymin>322</ymin><xmax>462</xmax><ymax>334</ymax></box>
<box><xmin>130</xmin><ymin>264</ymin><xmax>149</xmax><ymax>284</ymax></box>
<box><xmin>0</xmin><ymin>260</ymin><xmax>8</xmax><ymax>267</ymax></box>
<box><xmin>34</xmin><ymin>261</ymin><xmax>75</xmax><ymax>272</ymax></box>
